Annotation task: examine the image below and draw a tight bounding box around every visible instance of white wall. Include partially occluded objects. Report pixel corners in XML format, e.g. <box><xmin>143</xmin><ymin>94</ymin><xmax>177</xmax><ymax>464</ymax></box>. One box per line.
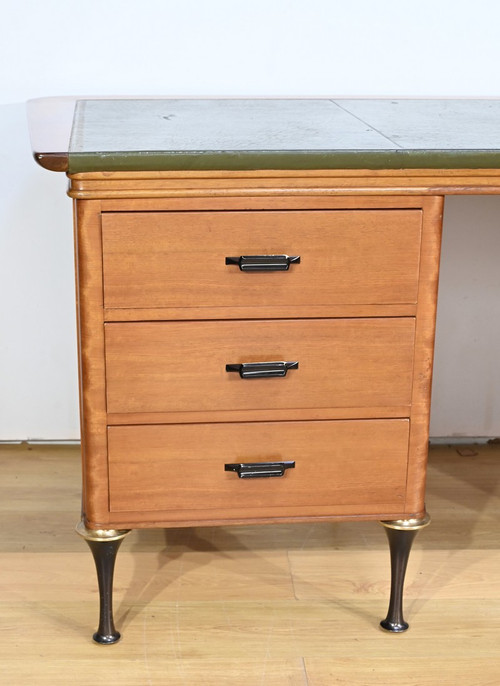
<box><xmin>1</xmin><ymin>0</ymin><xmax>500</xmax><ymax>439</ymax></box>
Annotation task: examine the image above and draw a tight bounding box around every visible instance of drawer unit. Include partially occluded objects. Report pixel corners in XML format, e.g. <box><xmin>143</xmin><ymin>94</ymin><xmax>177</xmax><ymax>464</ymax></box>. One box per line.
<box><xmin>107</xmin><ymin>419</ymin><xmax>410</xmax><ymax>522</ymax></box>
<box><xmin>101</xmin><ymin>209</ymin><xmax>422</xmax><ymax>310</ymax></box>
<box><xmin>71</xmin><ymin>187</ymin><xmax>442</xmax><ymax>642</ymax></box>
<box><xmin>104</xmin><ymin>317</ymin><xmax>416</xmax><ymax>415</ymax></box>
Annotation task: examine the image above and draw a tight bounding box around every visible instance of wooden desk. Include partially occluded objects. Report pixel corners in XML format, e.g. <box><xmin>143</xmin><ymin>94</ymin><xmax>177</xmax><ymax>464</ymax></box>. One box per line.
<box><xmin>29</xmin><ymin>98</ymin><xmax>500</xmax><ymax>644</ymax></box>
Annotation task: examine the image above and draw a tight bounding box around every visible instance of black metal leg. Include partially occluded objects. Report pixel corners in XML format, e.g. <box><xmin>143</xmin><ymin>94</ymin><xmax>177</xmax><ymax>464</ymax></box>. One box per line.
<box><xmin>76</xmin><ymin>521</ymin><xmax>131</xmax><ymax>644</ymax></box>
<box><xmin>379</xmin><ymin>513</ymin><xmax>430</xmax><ymax>633</ymax></box>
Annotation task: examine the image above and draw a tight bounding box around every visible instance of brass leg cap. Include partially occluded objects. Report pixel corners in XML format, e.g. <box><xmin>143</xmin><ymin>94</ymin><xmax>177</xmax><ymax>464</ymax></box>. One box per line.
<box><xmin>75</xmin><ymin>520</ymin><xmax>131</xmax><ymax>542</ymax></box>
<box><xmin>380</xmin><ymin>512</ymin><xmax>431</xmax><ymax>531</ymax></box>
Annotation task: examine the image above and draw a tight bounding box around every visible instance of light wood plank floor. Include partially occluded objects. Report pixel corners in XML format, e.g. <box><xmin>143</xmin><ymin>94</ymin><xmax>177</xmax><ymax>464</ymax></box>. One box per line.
<box><xmin>1</xmin><ymin>442</ymin><xmax>500</xmax><ymax>685</ymax></box>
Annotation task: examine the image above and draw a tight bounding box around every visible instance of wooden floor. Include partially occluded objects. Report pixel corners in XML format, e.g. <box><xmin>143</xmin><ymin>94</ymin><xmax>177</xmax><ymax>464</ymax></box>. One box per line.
<box><xmin>1</xmin><ymin>442</ymin><xmax>500</xmax><ymax>685</ymax></box>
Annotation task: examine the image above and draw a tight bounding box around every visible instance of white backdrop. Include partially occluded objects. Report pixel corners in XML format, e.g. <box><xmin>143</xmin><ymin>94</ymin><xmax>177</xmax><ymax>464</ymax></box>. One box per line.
<box><xmin>1</xmin><ymin>0</ymin><xmax>500</xmax><ymax>440</ymax></box>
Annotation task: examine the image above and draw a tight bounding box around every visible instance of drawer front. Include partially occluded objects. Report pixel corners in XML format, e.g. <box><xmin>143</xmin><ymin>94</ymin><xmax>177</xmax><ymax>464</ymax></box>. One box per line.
<box><xmin>102</xmin><ymin>209</ymin><xmax>422</xmax><ymax>309</ymax></box>
<box><xmin>105</xmin><ymin>318</ymin><xmax>415</xmax><ymax>415</ymax></box>
<box><xmin>107</xmin><ymin>419</ymin><xmax>409</xmax><ymax>518</ymax></box>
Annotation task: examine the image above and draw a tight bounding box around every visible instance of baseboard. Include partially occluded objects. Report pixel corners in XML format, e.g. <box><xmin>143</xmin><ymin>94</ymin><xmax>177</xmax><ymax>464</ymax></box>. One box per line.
<box><xmin>429</xmin><ymin>436</ymin><xmax>499</xmax><ymax>445</ymax></box>
<box><xmin>0</xmin><ymin>439</ymin><xmax>80</xmax><ymax>445</ymax></box>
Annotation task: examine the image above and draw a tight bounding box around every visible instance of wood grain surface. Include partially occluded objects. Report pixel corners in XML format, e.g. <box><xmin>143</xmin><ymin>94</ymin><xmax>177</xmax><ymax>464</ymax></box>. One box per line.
<box><xmin>74</xmin><ymin>188</ymin><xmax>440</xmax><ymax>530</ymax></box>
<box><xmin>68</xmin><ymin>168</ymin><xmax>500</xmax><ymax>199</ymax></box>
<box><xmin>101</xmin><ymin>209</ymin><xmax>422</xmax><ymax>310</ymax></box>
<box><xmin>104</xmin><ymin>318</ymin><xmax>415</xmax><ymax>415</ymax></box>
<box><xmin>73</xmin><ymin>200</ymin><xmax>109</xmax><ymax>525</ymax></box>
<box><xmin>107</xmin><ymin>419</ymin><xmax>410</xmax><ymax>522</ymax></box>
<box><xmin>405</xmin><ymin>196</ymin><xmax>444</xmax><ymax>513</ymax></box>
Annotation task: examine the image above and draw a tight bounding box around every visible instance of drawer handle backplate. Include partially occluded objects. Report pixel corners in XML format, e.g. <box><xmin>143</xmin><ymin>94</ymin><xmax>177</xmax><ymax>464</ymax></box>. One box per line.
<box><xmin>226</xmin><ymin>361</ymin><xmax>299</xmax><ymax>379</ymax></box>
<box><xmin>225</xmin><ymin>461</ymin><xmax>295</xmax><ymax>478</ymax></box>
<box><xmin>225</xmin><ymin>254</ymin><xmax>300</xmax><ymax>271</ymax></box>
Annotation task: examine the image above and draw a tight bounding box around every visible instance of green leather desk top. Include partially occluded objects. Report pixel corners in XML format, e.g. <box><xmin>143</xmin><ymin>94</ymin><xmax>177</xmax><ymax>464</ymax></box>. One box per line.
<box><xmin>29</xmin><ymin>97</ymin><xmax>500</xmax><ymax>172</ymax></box>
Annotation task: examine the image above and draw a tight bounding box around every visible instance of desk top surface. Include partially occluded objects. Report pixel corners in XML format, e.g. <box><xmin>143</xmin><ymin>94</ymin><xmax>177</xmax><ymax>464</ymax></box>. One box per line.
<box><xmin>28</xmin><ymin>97</ymin><xmax>500</xmax><ymax>173</ymax></box>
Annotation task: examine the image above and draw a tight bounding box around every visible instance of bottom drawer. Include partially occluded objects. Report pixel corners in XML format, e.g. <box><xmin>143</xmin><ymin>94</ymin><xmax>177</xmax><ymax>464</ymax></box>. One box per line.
<box><xmin>107</xmin><ymin>419</ymin><xmax>410</xmax><ymax>522</ymax></box>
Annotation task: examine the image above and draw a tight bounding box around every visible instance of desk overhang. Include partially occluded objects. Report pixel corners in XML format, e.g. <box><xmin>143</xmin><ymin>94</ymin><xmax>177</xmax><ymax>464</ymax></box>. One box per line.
<box><xmin>28</xmin><ymin>97</ymin><xmax>500</xmax><ymax>176</ymax></box>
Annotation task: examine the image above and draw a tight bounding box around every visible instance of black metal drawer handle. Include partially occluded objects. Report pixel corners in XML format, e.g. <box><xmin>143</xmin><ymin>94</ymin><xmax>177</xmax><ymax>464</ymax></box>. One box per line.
<box><xmin>225</xmin><ymin>461</ymin><xmax>295</xmax><ymax>478</ymax></box>
<box><xmin>225</xmin><ymin>254</ymin><xmax>300</xmax><ymax>271</ymax></box>
<box><xmin>225</xmin><ymin>361</ymin><xmax>299</xmax><ymax>379</ymax></box>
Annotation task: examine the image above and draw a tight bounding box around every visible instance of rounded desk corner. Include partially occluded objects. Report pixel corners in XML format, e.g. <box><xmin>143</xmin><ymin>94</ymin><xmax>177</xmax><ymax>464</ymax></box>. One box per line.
<box><xmin>33</xmin><ymin>151</ymin><xmax>69</xmax><ymax>172</ymax></box>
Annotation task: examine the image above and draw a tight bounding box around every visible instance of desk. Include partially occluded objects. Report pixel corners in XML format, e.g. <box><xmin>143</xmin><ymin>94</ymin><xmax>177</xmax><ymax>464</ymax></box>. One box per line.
<box><xmin>29</xmin><ymin>98</ymin><xmax>500</xmax><ymax>644</ymax></box>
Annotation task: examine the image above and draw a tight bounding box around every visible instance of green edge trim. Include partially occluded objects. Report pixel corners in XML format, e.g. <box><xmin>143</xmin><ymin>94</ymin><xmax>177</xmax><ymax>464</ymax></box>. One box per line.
<box><xmin>68</xmin><ymin>149</ymin><xmax>500</xmax><ymax>173</ymax></box>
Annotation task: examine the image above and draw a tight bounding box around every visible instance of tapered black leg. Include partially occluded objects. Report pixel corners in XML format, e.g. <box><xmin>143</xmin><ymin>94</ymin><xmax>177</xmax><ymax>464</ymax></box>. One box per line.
<box><xmin>379</xmin><ymin>513</ymin><xmax>430</xmax><ymax>632</ymax></box>
<box><xmin>76</xmin><ymin>521</ymin><xmax>131</xmax><ymax>644</ymax></box>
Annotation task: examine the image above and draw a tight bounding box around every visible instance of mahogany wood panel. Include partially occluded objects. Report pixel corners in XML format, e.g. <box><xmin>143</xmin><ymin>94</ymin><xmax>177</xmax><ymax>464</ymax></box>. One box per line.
<box><xmin>107</xmin><ymin>419</ymin><xmax>410</xmax><ymax>521</ymax></box>
<box><xmin>104</xmin><ymin>318</ymin><xmax>415</xmax><ymax>416</ymax></box>
<box><xmin>73</xmin><ymin>200</ymin><xmax>109</xmax><ymax>525</ymax></box>
<box><xmin>68</xmin><ymin>168</ymin><xmax>500</xmax><ymax>199</ymax></box>
<box><xmin>404</xmin><ymin>195</ymin><xmax>444</xmax><ymax>513</ymax></box>
<box><xmin>101</xmin><ymin>209</ymin><xmax>422</xmax><ymax>310</ymax></box>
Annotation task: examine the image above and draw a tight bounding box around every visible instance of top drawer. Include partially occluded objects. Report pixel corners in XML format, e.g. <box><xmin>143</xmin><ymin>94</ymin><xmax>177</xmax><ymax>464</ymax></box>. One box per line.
<box><xmin>101</xmin><ymin>209</ymin><xmax>422</xmax><ymax>310</ymax></box>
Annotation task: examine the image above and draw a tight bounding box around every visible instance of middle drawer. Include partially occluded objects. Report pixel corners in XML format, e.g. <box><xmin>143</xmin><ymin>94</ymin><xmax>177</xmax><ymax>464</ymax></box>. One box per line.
<box><xmin>105</xmin><ymin>318</ymin><xmax>415</xmax><ymax>416</ymax></box>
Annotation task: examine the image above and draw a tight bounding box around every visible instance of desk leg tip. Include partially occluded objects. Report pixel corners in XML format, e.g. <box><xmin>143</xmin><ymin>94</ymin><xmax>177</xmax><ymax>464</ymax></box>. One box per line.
<box><xmin>93</xmin><ymin>631</ymin><xmax>122</xmax><ymax>645</ymax></box>
<box><xmin>380</xmin><ymin>619</ymin><xmax>409</xmax><ymax>633</ymax></box>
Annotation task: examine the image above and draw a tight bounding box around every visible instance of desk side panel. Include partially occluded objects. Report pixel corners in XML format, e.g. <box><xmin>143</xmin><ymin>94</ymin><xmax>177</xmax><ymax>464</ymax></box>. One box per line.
<box><xmin>405</xmin><ymin>195</ymin><xmax>444</xmax><ymax>514</ymax></box>
<box><xmin>74</xmin><ymin>199</ymin><xmax>110</xmax><ymax>526</ymax></box>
